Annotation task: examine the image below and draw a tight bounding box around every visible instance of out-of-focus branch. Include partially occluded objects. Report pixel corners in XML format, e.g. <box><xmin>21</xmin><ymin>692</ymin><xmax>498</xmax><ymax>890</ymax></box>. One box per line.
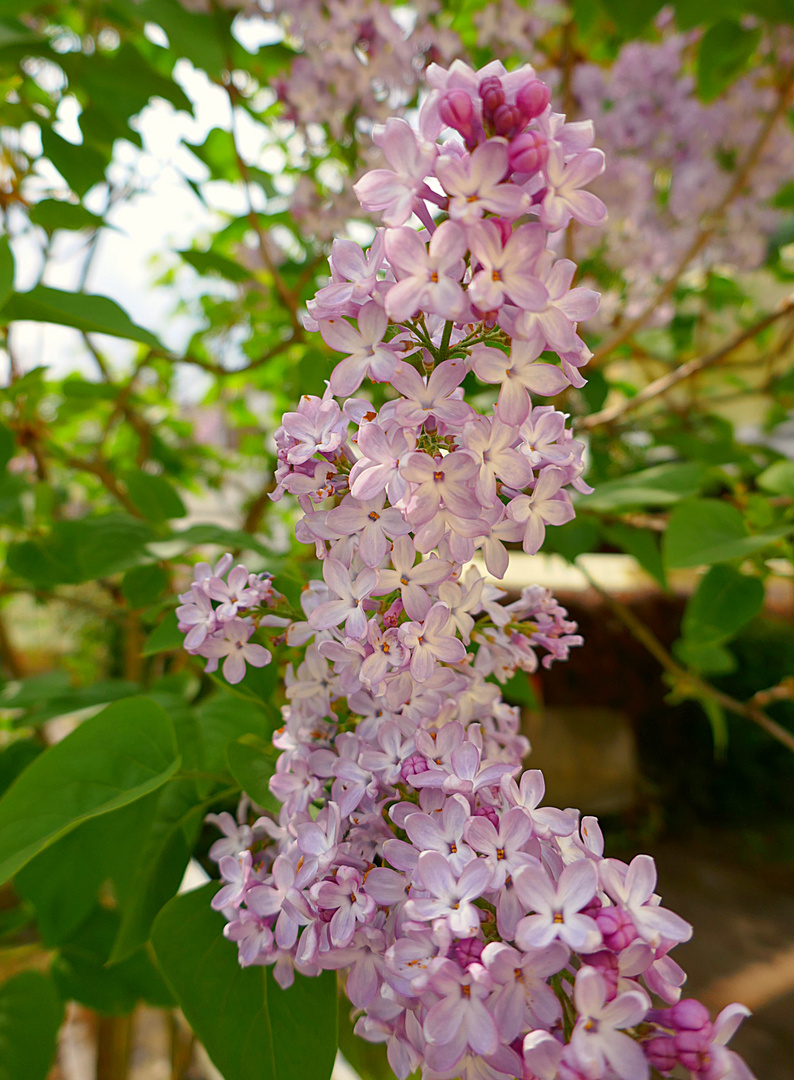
<box><xmin>225</xmin><ymin>83</ymin><xmax>305</xmax><ymax>339</ymax></box>
<box><xmin>580</xmin><ymin>297</ymin><xmax>794</xmax><ymax>430</ymax></box>
<box><xmin>579</xmin><ymin>566</ymin><xmax>794</xmax><ymax>754</ymax></box>
<box><xmin>591</xmin><ymin>65</ymin><xmax>794</xmax><ymax>365</ymax></box>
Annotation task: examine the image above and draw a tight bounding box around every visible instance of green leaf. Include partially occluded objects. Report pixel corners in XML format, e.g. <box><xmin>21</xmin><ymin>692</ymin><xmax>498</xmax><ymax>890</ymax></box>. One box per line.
<box><xmin>179</xmin><ymin>247</ymin><xmax>250</xmax><ymax>282</ymax></box>
<box><xmin>122</xmin><ymin>470</ymin><xmax>186</xmax><ymax>522</ymax></box>
<box><xmin>28</xmin><ymin>198</ymin><xmax>104</xmax><ymax>234</ymax></box>
<box><xmin>0</xmin><ymin>420</ymin><xmax>14</xmax><ymax>472</ymax></box>
<box><xmin>39</xmin><ymin>127</ymin><xmax>108</xmax><ymax>198</ymax></box>
<box><xmin>195</xmin><ymin>696</ymin><xmax>273</xmax><ymax>774</ymax></box>
<box><xmin>681</xmin><ymin>564</ymin><xmax>765</xmax><ymax>645</ymax></box>
<box><xmin>52</xmin><ymin>907</ymin><xmax>174</xmax><ymax>1014</ymax></box>
<box><xmin>6</xmin><ymin>515</ymin><xmax>156</xmax><ymax>588</ymax></box>
<box><xmin>0</xmin><ymin>971</ymin><xmax>63</xmax><ymax>1080</ymax></box>
<box><xmin>109</xmin><ymin>778</ymin><xmax>205</xmax><ymax>962</ymax></box>
<box><xmin>0</xmin><ymin>285</ymin><xmax>162</xmax><ymax>347</ymax></box>
<box><xmin>172</xmin><ymin>522</ymin><xmax>273</xmax><ymax>558</ymax></box>
<box><xmin>0</xmin><ymin>739</ymin><xmax>42</xmax><ymax>799</ymax></box>
<box><xmin>226</xmin><ymin>736</ymin><xmax>278</xmax><ymax>811</ymax></box>
<box><xmin>0</xmin><ymin>697</ymin><xmax>179</xmax><ymax>885</ymax></box>
<box><xmin>122</xmin><ymin>563</ymin><xmax>169</xmax><ymax>606</ymax></box>
<box><xmin>153</xmin><ymin>884</ymin><xmax>337</xmax><ymax>1080</ymax></box>
<box><xmin>697</xmin><ymin>20</ymin><xmax>761</xmax><ymax>103</ymax></box>
<box><xmin>602</xmin><ymin>523</ymin><xmax>667</xmax><ymax>590</ymax></box>
<box><xmin>542</xmin><ymin>516</ymin><xmax>600</xmax><ymax>563</ymax></box>
<box><xmin>0</xmin><ymin>234</ymin><xmax>13</xmax><ymax>310</ymax></box>
<box><xmin>757</xmin><ymin>460</ymin><xmax>794</xmax><ymax>498</ymax></box>
<box><xmin>599</xmin><ymin>0</ymin><xmax>664</xmax><ymax>36</ymax></box>
<box><xmin>142</xmin><ymin>610</ymin><xmax>184</xmax><ymax>656</ymax></box>
<box><xmin>14</xmin><ymin>794</ymin><xmax>162</xmax><ymax>946</ymax></box>
<box><xmin>578</xmin><ymin>462</ymin><xmax>707</xmax><ymax>513</ymax></box>
<box><xmin>663</xmin><ymin>499</ymin><xmax>792</xmax><ymax>568</ymax></box>
<box><xmin>672</xmin><ymin>638</ymin><xmax>737</xmax><ymax>676</ymax></box>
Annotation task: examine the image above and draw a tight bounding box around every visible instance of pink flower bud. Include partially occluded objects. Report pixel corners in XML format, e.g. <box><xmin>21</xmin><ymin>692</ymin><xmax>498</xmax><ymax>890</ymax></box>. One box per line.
<box><xmin>401</xmin><ymin>752</ymin><xmax>429</xmax><ymax>781</ymax></box>
<box><xmin>439</xmin><ymin>90</ymin><xmax>475</xmax><ymax>139</ymax></box>
<box><xmin>670</xmin><ymin>998</ymin><xmax>712</xmax><ymax>1033</ymax></box>
<box><xmin>493</xmin><ymin>103</ymin><xmax>524</xmax><ymax>139</ymax></box>
<box><xmin>644</xmin><ymin>1035</ymin><xmax>677</xmax><ymax>1073</ymax></box>
<box><xmin>516</xmin><ymin>78</ymin><xmax>551</xmax><ymax>120</ymax></box>
<box><xmin>479</xmin><ymin>76</ymin><xmax>505</xmax><ymax>121</ymax></box>
<box><xmin>509</xmin><ymin>131</ymin><xmax>549</xmax><ymax>175</ymax></box>
<box><xmin>453</xmin><ymin>937</ymin><xmax>484</xmax><ymax>966</ymax></box>
<box><xmin>473</xmin><ymin>804</ymin><xmax>499</xmax><ymax>828</ymax></box>
<box><xmin>596</xmin><ymin>905</ymin><xmax>637</xmax><ymax>951</ymax></box>
<box><xmin>583</xmin><ymin>951</ymin><xmax>619</xmax><ymax>999</ymax></box>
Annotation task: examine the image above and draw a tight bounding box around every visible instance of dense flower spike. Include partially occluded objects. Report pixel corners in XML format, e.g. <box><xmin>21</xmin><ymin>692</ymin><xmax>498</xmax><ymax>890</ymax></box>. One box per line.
<box><xmin>179</xmin><ymin>59</ymin><xmax>754</xmax><ymax>1080</ymax></box>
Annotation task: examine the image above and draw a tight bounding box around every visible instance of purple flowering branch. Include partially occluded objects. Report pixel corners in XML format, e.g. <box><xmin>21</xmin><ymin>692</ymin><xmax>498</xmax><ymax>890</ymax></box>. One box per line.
<box><xmin>175</xmin><ymin>57</ymin><xmax>756</xmax><ymax>1080</ymax></box>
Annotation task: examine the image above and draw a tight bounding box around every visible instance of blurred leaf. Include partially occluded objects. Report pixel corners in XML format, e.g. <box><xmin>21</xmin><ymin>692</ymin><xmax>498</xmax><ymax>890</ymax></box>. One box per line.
<box><xmin>6</xmin><ymin>515</ymin><xmax>156</xmax><ymax>587</ymax></box>
<box><xmin>0</xmin><ymin>420</ymin><xmax>14</xmax><ymax>472</ymax></box>
<box><xmin>28</xmin><ymin>198</ymin><xmax>104</xmax><ymax>234</ymax></box>
<box><xmin>142</xmin><ymin>610</ymin><xmax>184</xmax><ymax>656</ymax></box>
<box><xmin>578</xmin><ymin>463</ymin><xmax>707</xmax><ymax>513</ymax></box>
<box><xmin>134</xmin><ymin>0</ymin><xmax>231</xmax><ymax>75</ymax></box>
<box><xmin>602</xmin><ymin>523</ymin><xmax>667</xmax><ymax>590</ymax></box>
<box><xmin>543</xmin><ymin>517</ymin><xmax>601</xmax><ymax>562</ymax></box>
<box><xmin>123</xmin><ymin>470</ymin><xmax>187</xmax><ymax>522</ymax></box>
<box><xmin>758</xmin><ymin>460</ymin><xmax>794</xmax><ymax>498</ymax></box>
<box><xmin>600</xmin><ymin>0</ymin><xmax>664</xmax><ymax>36</ymax></box>
<box><xmin>179</xmin><ymin>247</ymin><xmax>251</xmax><ymax>282</ymax></box>
<box><xmin>673</xmin><ymin>637</ymin><xmax>737</xmax><ymax>675</ymax></box>
<box><xmin>0</xmin><ymin>235</ymin><xmax>13</xmax><ymax>309</ymax></box>
<box><xmin>152</xmin><ymin>883</ymin><xmax>337</xmax><ymax>1080</ymax></box>
<box><xmin>0</xmin><ymin>971</ymin><xmax>63</xmax><ymax>1080</ymax></box>
<box><xmin>0</xmin><ymin>739</ymin><xmax>42</xmax><ymax>798</ymax></box>
<box><xmin>697</xmin><ymin>20</ymin><xmax>761</xmax><ymax>103</ymax></box>
<box><xmin>122</xmin><ymin>563</ymin><xmax>169</xmax><ymax>606</ymax></box>
<box><xmin>39</xmin><ymin>127</ymin><xmax>108</xmax><ymax>198</ymax></box>
<box><xmin>0</xmin><ymin>697</ymin><xmax>179</xmax><ymax>885</ymax></box>
<box><xmin>1</xmin><ymin>285</ymin><xmax>162</xmax><ymax>347</ymax></box>
<box><xmin>663</xmin><ymin>499</ymin><xmax>792</xmax><ymax>568</ymax></box>
<box><xmin>681</xmin><ymin>565</ymin><xmax>764</xmax><ymax>644</ymax></box>
<box><xmin>172</xmin><ymin>522</ymin><xmax>274</xmax><ymax>557</ymax></box>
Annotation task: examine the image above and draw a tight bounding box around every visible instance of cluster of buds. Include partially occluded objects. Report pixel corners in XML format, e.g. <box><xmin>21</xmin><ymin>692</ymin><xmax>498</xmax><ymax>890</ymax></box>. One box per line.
<box><xmin>180</xmin><ymin>58</ymin><xmax>754</xmax><ymax>1080</ymax></box>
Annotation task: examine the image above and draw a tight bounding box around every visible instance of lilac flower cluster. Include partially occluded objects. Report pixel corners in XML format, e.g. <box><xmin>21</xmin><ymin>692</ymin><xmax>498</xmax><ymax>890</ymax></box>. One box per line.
<box><xmin>181</xmin><ymin>59</ymin><xmax>754</xmax><ymax>1080</ymax></box>
<box><xmin>176</xmin><ymin>555</ymin><xmax>279</xmax><ymax>683</ymax></box>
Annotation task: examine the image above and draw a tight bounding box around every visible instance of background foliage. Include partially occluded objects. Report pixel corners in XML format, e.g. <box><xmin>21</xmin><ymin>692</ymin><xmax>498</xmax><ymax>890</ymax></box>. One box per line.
<box><xmin>0</xmin><ymin>0</ymin><xmax>793</xmax><ymax>1077</ymax></box>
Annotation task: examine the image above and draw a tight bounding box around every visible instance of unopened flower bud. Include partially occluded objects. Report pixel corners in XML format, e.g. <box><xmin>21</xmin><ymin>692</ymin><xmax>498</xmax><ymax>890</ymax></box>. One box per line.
<box><xmin>509</xmin><ymin>131</ymin><xmax>549</xmax><ymax>175</ymax></box>
<box><xmin>596</xmin><ymin>905</ymin><xmax>637</xmax><ymax>951</ymax></box>
<box><xmin>670</xmin><ymin>998</ymin><xmax>712</xmax><ymax>1033</ymax></box>
<box><xmin>473</xmin><ymin>804</ymin><xmax>499</xmax><ymax>827</ymax></box>
<box><xmin>644</xmin><ymin>1035</ymin><xmax>677</xmax><ymax>1073</ymax></box>
<box><xmin>453</xmin><ymin>937</ymin><xmax>484</xmax><ymax>966</ymax></box>
<box><xmin>583</xmin><ymin>950</ymin><xmax>619</xmax><ymax>998</ymax></box>
<box><xmin>439</xmin><ymin>89</ymin><xmax>476</xmax><ymax>140</ymax></box>
<box><xmin>516</xmin><ymin>78</ymin><xmax>551</xmax><ymax>120</ymax></box>
<box><xmin>479</xmin><ymin>76</ymin><xmax>505</xmax><ymax>121</ymax></box>
<box><xmin>493</xmin><ymin>103</ymin><xmax>524</xmax><ymax>139</ymax></box>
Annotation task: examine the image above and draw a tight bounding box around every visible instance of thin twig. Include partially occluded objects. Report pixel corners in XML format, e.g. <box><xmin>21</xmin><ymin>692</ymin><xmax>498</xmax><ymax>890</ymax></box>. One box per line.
<box><xmin>579</xmin><ymin>565</ymin><xmax>794</xmax><ymax>754</ymax></box>
<box><xmin>591</xmin><ymin>65</ymin><xmax>794</xmax><ymax>365</ymax></box>
<box><xmin>580</xmin><ymin>297</ymin><xmax>794</xmax><ymax>430</ymax></box>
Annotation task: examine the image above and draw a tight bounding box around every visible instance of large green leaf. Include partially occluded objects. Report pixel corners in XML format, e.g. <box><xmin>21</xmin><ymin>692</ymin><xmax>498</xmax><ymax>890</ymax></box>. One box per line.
<box><xmin>28</xmin><ymin>198</ymin><xmax>104</xmax><ymax>234</ymax></box>
<box><xmin>0</xmin><ymin>697</ymin><xmax>179</xmax><ymax>885</ymax></box>
<box><xmin>681</xmin><ymin>564</ymin><xmax>764</xmax><ymax>645</ymax></box>
<box><xmin>152</xmin><ymin>883</ymin><xmax>338</xmax><ymax>1080</ymax></box>
<box><xmin>577</xmin><ymin>462</ymin><xmax>707</xmax><ymax>513</ymax></box>
<box><xmin>663</xmin><ymin>499</ymin><xmax>791</xmax><ymax>568</ymax></box>
<box><xmin>696</xmin><ymin>20</ymin><xmax>761</xmax><ymax>103</ymax></box>
<box><xmin>0</xmin><ymin>285</ymin><xmax>162</xmax><ymax>347</ymax></box>
<box><xmin>109</xmin><ymin>778</ymin><xmax>205</xmax><ymax>962</ymax></box>
<box><xmin>0</xmin><ymin>972</ymin><xmax>63</xmax><ymax>1080</ymax></box>
<box><xmin>52</xmin><ymin>906</ymin><xmax>174</xmax><ymax>1014</ymax></box>
<box><xmin>227</xmin><ymin>736</ymin><xmax>278</xmax><ymax>811</ymax></box>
